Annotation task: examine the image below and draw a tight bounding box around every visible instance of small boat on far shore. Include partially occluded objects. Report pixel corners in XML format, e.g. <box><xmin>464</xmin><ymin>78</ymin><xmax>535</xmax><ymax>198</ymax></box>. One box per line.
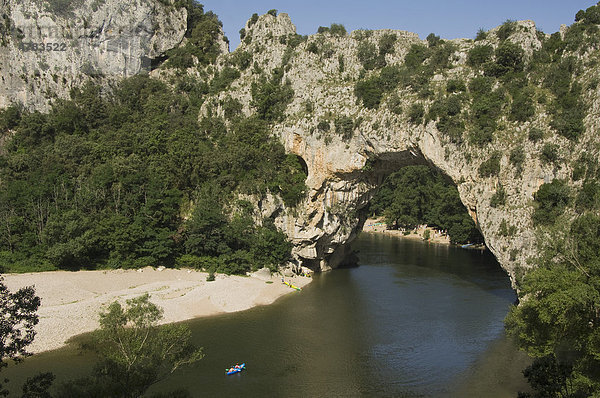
<box><xmin>461</xmin><ymin>243</ymin><xmax>487</xmax><ymax>250</ymax></box>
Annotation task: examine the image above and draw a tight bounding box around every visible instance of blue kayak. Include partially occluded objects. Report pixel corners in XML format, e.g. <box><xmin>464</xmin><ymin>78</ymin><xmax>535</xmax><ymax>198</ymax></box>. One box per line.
<box><xmin>226</xmin><ymin>363</ymin><xmax>245</xmax><ymax>375</ymax></box>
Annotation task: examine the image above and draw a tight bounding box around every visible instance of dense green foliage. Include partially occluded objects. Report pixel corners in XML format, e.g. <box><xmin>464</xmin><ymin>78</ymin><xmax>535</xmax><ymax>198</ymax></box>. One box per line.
<box><xmin>575</xmin><ymin>3</ymin><xmax>600</xmax><ymax>24</ymax></box>
<box><xmin>467</xmin><ymin>77</ymin><xmax>506</xmax><ymax>146</ymax></box>
<box><xmin>354</xmin><ymin>34</ymin><xmax>456</xmax><ymax>108</ymax></box>
<box><xmin>334</xmin><ymin>115</ymin><xmax>354</xmax><ymax>141</ymax></box>
<box><xmin>475</xmin><ymin>28</ymin><xmax>487</xmax><ymax>41</ymax></box>
<box><xmin>509</xmin><ymin>146</ymin><xmax>526</xmax><ymax>174</ymax></box>
<box><xmin>354</xmin><ymin>66</ymin><xmax>402</xmax><ymax>109</ymax></box>
<box><xmin>356</xmin><ymin>41</ymin><xmax>383</xmax><ymax>71</ymax></box>
<box><xmin>528</xmin><ymin>127</ymin><xmax>544</xmax><ymax>142</ymax></box>
<box><xmin>531</xmin><ymin>180</ymin><xmax>570</xmax><ymax>226</ymax></box>
<box><xmin>506</xmin><ymin>213</ymin><xmax>600</xmax><ymax>396</ymax></box>
<box><xmin>398</xmin><ymin>5</ymin><xmax>595</xmax><ymax>149</ymax></box>
<box><xmin>379</xmin><ymin>33</ymin><xmax>397</xmax><ymax>56</ymax></box>
<box><xmin>369</xmin><ymin>166</ymin><xmax>482</xmax><ymax>244</ymax></box>
<box><xmin>482</xmin><ymin>42</ymin><xmax>524</xmax><ymax>77</ymax></box>
<box><xmin>44</xmin><ymin>0</ymin><xmax>82</xmax><ymax>16</ymax></box>
<box><xmin>0</xmin><ymin>74</ymin><xmax>304</xmax><ymax>273</ymax></box>
<box><xmin>426</xmin><ymin>95</ymin><xmax>465</xmax><ymax>143</ymax></box>
<box><xmin>575</xmin><ymin>180</ymin><xmax>600</xmax><ymax>212</ymax></box>
<box><xmin>407</xmin><ymin>103</ymin><xmax>425</xmax><ymax>125</ymax></box>
<box><xmin>490</xmin><ymin>184</ymin><xmax>506</xmax><ymax>208</ymax></box>
<box><xmin>163</xmin><ymin>2</ymin><xmax>224</xmax><ymax>69</ymax></box>
<box><xmin>56</xmin><ymin>294</ymin><xmax>202</xmax><ymax>397</ymax></box>
<box><xmin>317</xmin><ymin>23</ymin><xmax>347</xmax><ymax>37</ymax></box>
<box><xmin>0</xmin><ymin>279</ymin><xmax>41</xmax><ymax>396</ymax></box>
<box><xmin>497</xmin><ymin>19</ymin><xmax>516</xmax><ymax>42</ymax></box>
<box><xmin>478</xmin><ymin>152</ymin><xmax>501</xmax><ymax>177</ymax></box>
<box><xmin>573</xmin><ymin>153</ymin><xmax>599</xmax><ymax>182</ymax></box>
<box><xmin>505</xmin><ymin>7</ymin><xmax>600</xmax><ymax>385</ymax></box>
<box><xmin>446</xmin><ymin>79</ymin><xmax>466</xmax><ymax>94</ymax></box>
<box><xmin>518</xmin><ymin>354</ymin><xmax>575</xmax><ymax>398</ymax></box>
<box><xmin>467</xmin><ymin>45</ymin><xmax>493</xmax><ymax>67</ymax></box>
<box><xmin>540</xmin><ymin>143</ymin><xmax>560</xmax><ymax>165</ymax></box>
<box><xmin>251</xmin><ymin>68</ymin><xmax>294</xmax><ymax>122</ymax></box>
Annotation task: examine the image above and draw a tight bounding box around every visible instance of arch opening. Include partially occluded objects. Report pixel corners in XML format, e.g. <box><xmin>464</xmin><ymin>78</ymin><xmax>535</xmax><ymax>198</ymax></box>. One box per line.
<box><xmin>363</xmin><ymin>162</ymin><xmax>484</xmax><ymax>246</ymax></box>
<box><xmin>294</xmin><ymin>154</ymin><xmax>309</xmax><ymax>177</ymax></box>
<box><xmin>307</xmin><ymin>152</ymin><xmax>488</xmax><ymax>272</ymax></box>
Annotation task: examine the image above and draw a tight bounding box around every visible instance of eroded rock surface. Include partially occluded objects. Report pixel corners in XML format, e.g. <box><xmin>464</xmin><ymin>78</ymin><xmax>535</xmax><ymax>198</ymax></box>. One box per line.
<box><xmin>3</xmin><ymin>6</ymin><xmax>600</xmax><ymax>286</ymax></box>
<box><xmin>0</xmin><ymin>0</ymin><xmax>189</xmax><ymax>110</ymax></box>
<box><xmin>215</xmin><ymin>14</ymin><xmax>599</xmax><ymax>284</ymax></box>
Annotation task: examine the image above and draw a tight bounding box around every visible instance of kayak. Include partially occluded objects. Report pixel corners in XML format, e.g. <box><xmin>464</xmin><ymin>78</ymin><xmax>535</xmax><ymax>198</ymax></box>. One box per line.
<box><xmin>226</xmin><ymin>363</ymin><xmax>245</xmax><ymax>375</ymax></box>
<box><xmin>283</xmin><ymin>281</ymin><xmax>302</xmax><ymax>291</ymax></box>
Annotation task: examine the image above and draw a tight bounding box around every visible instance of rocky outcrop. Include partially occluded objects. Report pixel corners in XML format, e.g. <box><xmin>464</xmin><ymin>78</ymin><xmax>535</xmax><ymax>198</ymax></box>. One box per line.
<box><xmin>2</xmin><ymin>6</ymin><xmax>599</xmax><ymax>286</ymax></box>
<box><xmin>0</xmin><ymin>0</ymin><xmax>190</xmax><ymax>110</ymax></box>
<box><xmin>212</xmin><ymin>14</ymin><xmax>600</xmax><ymax>285</ymax></box>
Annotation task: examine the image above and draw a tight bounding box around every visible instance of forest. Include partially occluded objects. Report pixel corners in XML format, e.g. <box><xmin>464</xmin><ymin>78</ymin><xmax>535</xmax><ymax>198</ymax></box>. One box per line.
<box><xmin>0</xmin><ymin>76</ymin><xmax>305</xmax><ymax>274</ymax></box>
<box><xmin>368</xmin><ymin>165</ymin><xmax>483</xmax><ymax>244</ymax></box>
<box><xmin>0</xmin><ymin>2</ymin><xmax>310</xmax><ymax>275</ymax></box>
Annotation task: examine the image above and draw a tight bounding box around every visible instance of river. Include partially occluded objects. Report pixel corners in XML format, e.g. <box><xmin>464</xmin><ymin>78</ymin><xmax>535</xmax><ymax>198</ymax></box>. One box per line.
<box><xmin>6</xmin><ymin>233</ymin><xmax>531</xmax><ymax>397</ymax></box>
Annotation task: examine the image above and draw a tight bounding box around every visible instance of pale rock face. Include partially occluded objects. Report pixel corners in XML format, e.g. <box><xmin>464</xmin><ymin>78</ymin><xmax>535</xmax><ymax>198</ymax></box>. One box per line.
<box><xmin>3</xmin><ymin>7</ymin><xmax>599</xmax><ymax>287</ymax></box>
<box><xmin>0</xmin><ymin>0</ymin><xmax>188</xmax><ymax>110</ymax></box>
<box><xmin>219</xmin><ymin>15</ymin><xmax>597</xmax><ymax>286</ymax></box>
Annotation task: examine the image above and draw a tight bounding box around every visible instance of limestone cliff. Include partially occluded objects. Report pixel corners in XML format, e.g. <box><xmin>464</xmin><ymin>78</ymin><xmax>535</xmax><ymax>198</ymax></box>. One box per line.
<box><xmin>207</xmin><ymin>13</ymin><xmax>600</xmax><ymax>284</ymax></box>
<box><xmin>0</xmin><ymin>0</ymin><xmax>190</xmax><ymax>110</ymax></box>
<box><xmin>2</xmin><ymin>5</ymin><xmax>600</xmax><ymax>286</ymax></box>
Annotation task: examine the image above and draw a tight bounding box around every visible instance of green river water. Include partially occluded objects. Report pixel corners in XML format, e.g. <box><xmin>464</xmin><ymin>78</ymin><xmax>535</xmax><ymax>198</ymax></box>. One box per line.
<box><xmin>6</xmin><ymin>233</ymin><xmax>531</xmax><ymax>397</ymax></box>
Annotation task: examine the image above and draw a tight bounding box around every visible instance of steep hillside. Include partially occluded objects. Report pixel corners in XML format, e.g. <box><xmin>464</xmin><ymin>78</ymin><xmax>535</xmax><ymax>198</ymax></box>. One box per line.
<box><xmin>1</xmin><ymin>1</ymin><xmax>600</xmax><ymax>288</ymax></box>
<box><xmin>200</xmin><ymin>11</ymin><xmax>600</xmax><ymax>285</ymax></box>
<box><xmin>0</xmin><ymin>0</ymin><xmax>224</xmax><ymax>110</ymax></box>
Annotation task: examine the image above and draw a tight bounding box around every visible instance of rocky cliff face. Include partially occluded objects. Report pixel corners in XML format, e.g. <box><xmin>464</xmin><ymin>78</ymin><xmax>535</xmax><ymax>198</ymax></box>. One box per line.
<box><xmin>3</xmin><ymin>5</ymin><xmax>600</xmax><ymax>285</ymax></box>
<box><xmin>211</xmin><ymin>13</ymin><xmax>600</xmax><ymax>285</ymax></box>
<box><xmin>0</xmin><ymin>0</ymin><xmax>189</xmax><ymax>110</ymax></box>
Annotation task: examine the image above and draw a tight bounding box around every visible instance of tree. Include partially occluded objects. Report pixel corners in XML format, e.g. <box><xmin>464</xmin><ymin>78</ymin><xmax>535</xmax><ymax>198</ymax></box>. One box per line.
<box><xmin>328</xmin><ymin>23</ymin><xmax>347</xmax><ymax>37</ymax></box>
<box><xmin>478</xmin><ymin>152</ymin><xmax>501</xmax><ymax>177</ymax></box>
<box><xmin>165</xmin><ymin>3</ymin><xmax>224</xmax><ymax>68</ymax></box>
<box><xmin>250</xmin><ymin>74</ymin><xmax>294</xmax><ymax>122</ymax></box>
<box><xmin>505</xmin><ymin>214</ymin><xmax>600</xmax><ymax>396</ymax></box>
<box><xmin>21</xmin><ymin>372</ymin><xmax>54</xmax><ymax>398</ymax></box>
<box><xmin>0</xmin><ymin>73</ymin><xmax>297</xmax><ymax>273</ymax></box>
<box><xmin>357</xmin><ymin>42</ymin><xmax>382</xmax><ymax>70</ymax></box>
<box><xmin>59</xmin><ymin>294</ymin><xmax>204</xmax><ymax>397</ymax></box>
<box><xmin>0</xmin><ymin>277</ymin><xmax>41</xmax><ymax>396</ymax></box>
<box><xmin>518</xmin><ymin>354</ymin><xmax>575</xmax><ymax>398</ymax></box>
<box><xmin>184</xmin><ymin>184</ymin><xmax>230</xmax><ymax>258</ymax></box>
<box><xmin>273</xmin><ymin>154</ymin><xmax>308</xmax><ymax>207</ymax></box>
<box><xmin>370</xmin><ymin>166</ymin><xmax>482</xmax><ymax>244</ymax></box>
<box><xmin>532</xmin><ymin>180</ymin><xmax>570</xmax><ymax>225</ymax></box>
<box><xmin>426</xmin><ymin>33</ymin><xmax>441</xmax><ymax>47</ymax></box>
<box><xmin>494</xmin><ymin>42</ymin><xmax>525</xmax><ymax>74</ymax></box>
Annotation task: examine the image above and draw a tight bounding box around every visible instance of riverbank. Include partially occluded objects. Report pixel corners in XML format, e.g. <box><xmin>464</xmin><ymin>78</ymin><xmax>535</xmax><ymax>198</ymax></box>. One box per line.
<box><xmin>363</xmin><ymin>218</ymin><xmax>451</xmax><ymax>245</ymax></box>
<box><xmin>3</xmin><ymin>267</ymin><xmax>311</xmax><ymax>354</ymax></box>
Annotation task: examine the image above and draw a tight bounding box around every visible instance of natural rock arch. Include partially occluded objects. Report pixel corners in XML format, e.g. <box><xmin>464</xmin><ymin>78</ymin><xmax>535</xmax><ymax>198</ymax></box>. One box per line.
<box><xmin>3</xmin><ymin>5</ymin><xmax>598</xmax><ymax>286</ymax></box>
<box><xmin>222</xmin><ymin>13</ymin><xmax>584</xmax><ymax>286</ymax></box>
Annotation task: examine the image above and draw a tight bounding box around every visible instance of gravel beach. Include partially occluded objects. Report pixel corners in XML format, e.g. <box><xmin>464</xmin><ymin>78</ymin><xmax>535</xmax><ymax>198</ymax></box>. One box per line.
<box><xmin>4</xmin><ymin>267</ymin><xmax>311</xmax><ymax>354</ymax></box>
